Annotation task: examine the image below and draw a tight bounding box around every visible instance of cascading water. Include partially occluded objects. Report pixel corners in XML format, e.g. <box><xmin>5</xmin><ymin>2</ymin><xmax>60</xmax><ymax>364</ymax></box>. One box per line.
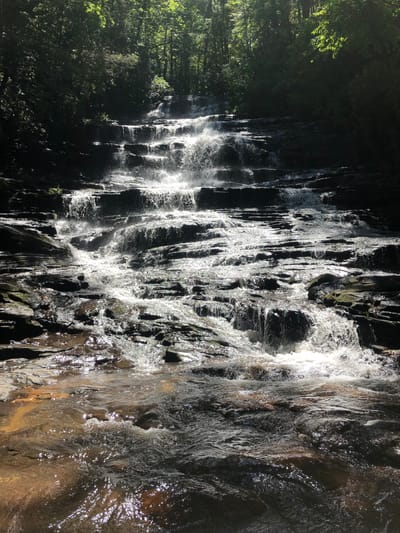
<box><xmin>2</xmin><ymin>106</ymin><xmax>400</xmax><ymax>532</ymax></box>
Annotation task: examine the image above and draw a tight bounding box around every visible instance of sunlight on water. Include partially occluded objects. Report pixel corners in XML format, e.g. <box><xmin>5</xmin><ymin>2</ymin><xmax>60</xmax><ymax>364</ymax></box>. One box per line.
<box><xmin>64</xmin><ymin>190</ymin><xmax>99</xmax><ymax>219</ymax></box>
<box><xmin>140</xmin><ymin>188</ymin><xmax>196</xmax><ymax>210</ymax></box>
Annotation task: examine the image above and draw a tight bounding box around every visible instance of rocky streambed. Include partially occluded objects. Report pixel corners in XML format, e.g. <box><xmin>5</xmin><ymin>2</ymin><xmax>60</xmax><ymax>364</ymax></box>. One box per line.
<box><xmin>0</xmin><ymin>112</ymin><xmax>400</xmax><ymax>531</ymax></box>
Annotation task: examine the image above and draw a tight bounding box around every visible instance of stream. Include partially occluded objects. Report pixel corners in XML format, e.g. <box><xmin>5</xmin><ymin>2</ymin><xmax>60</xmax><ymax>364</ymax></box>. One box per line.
<box><xmin>1</xmin><ymin>107</ymin><xmax>400</xmax><ymax>532</ymax></box>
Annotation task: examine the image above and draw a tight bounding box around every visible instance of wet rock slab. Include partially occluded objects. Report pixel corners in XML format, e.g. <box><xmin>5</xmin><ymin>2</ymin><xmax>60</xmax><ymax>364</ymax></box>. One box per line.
<box><xmin>0</xmin><ymin>223</ymin><xmax>70</xmax><ymax>259</ymax></box>
<box><xmin>308</xmin><ymin>274</ymin><xmax>400</xmax><ymax>350</ymax></box>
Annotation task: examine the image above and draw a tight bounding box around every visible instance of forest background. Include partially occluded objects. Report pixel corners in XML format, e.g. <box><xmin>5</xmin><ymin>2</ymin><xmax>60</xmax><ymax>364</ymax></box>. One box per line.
<box><xmin>1</xmin><ymin>0</ymin><xmax>399</xmax><ymax>163</ymax></box>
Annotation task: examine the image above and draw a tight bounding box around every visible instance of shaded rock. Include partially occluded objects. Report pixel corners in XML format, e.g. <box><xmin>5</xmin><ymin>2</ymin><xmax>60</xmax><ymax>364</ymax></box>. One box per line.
<box><xmin>0</xmin><ymin>319</ymin><xmax>43</xmax><ymax>343</ymax></box>
<box><xmin>217</xmin><ymin>279</ymin><xmax>241</xmax><ymax>290</ymax></box>
<box><xmin>0</xmin><ymin>296</ymin><xmax>43</xmax><ymax>342</ymax></box>
<box><xmin>196</xmin><ymin>187</ymin><xmax>279</xmax><ymax>209</ymax></box>
<box><xmin>97</xmin><ymin>189</ymin><xmax>143</xmax><ymax>216</ymax></box>
<box><xmin>192</xmin><ymin>365</ymin><xmax>240</xmax><ymax>379</ymax></box>
<box><xmin>126</xmin><ymin>153</ymin><xmax>144</xmax><ymax>167</ymax></box>
<box><xmin>234</xmin><ymin>303</ymin><xmax>311</xmax><ymax>350</ymax></box>
<box><xmin>124</xmin><ymin>143</ymin><xmax>149</xmax><ymax>155</ymax></box>
<box><xmin>0</xmin><ymin>177</ymin><xmax>16</xmax><ymax>209</ymax></box>
<box><xmin>316</xmin><ymin>171</ymin><xmax>400</xmax><ymax>230</ymax></box>
<box><xmin>153</xmin><ymin>143</ymin><xmax>169</xmax><ymax>153</ymax></box>
<box><xmin>139</xmin><ymin>312</ymin><xmax>163</xmax><ymax>321</ymax></box>
<box><xmin>172</xmin><ymin>142</ymin><xmax>185</xmax><ymax>150</ymax></box>
<box><xmin>164</xmin><ymin>349</ymin><xmax>183</xmax><ymax>363</ymax></box>
<box><xmin>216</xmin><ymin>145</ymin><xmax>240</xmax><ymax>166</ymax></box>
<box><xmin>352</xmin><ymin>244</ymin><xmax>400</xmax><ymax>273</ymax></box>
<box><xmin>0</xmin><ymin>223</ymin><xmax>69</xmax><ymax>257</ymax></box>
<box><xmin>246</xmin><ymin>364</ymin><xmax>293</xmax><ymax>381</ymax></box>
<box><xmin>34</xmin><ymin>273</ymin><xmax>89</xmax><ymax>292</ymax></box>
<box><xmin>118</xmin><ymin>222</ymin><xmax>212</xmax><ymax>252</ymax></box>
<box><xmin>192</xmin><ymin>364</ymin><xmax>292</xmax><ymax>381</ymax></box>
<box><xmin>355</xmin><ymin>315</ymin><xmax>400</xmax><ymax>350</ymax></box>
<box><xmin>135</xmin><ymin>410</ymin><xmax>163</xmax><ymax>429</ymax></box>
<box><xmin>9</xmin><ymin>190</ymin><xmax>64</xmax><ymax>214</ymax></box>
<box><xmin>0</xmin><ymin>344</ymin><xmax>52</xmax><ymax>360</ymax></box>
<box><xmin>264</xmin><ymin>309</ymin><xmax>311</xmax><ymax>350</ymax></box>
<box><xmin>70</xmin><ymin>229</ymin><xmax>114</xmax><ymax>251</ymax></box>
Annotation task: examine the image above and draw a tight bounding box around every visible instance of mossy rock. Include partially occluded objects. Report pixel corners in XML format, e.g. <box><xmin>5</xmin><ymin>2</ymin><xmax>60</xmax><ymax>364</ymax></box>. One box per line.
<box><xmin>323</xmin><ymin>290</ymin><xmax>359</xmax><ymax>306</ymax></box>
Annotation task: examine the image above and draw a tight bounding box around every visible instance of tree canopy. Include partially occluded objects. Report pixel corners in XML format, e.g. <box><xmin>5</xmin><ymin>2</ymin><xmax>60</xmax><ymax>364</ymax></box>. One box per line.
<box><xmin>1</xmin><ymin>0</ymin><xmax>399</xmax><ymax>161</ymax></box>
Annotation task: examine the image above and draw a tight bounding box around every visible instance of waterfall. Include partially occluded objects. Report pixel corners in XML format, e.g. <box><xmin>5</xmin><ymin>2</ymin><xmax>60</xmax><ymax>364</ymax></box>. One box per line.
<box><xmin>4</xmin><ymin>103</ymin><xmax>400</xmax><ymax>532</ymax></box>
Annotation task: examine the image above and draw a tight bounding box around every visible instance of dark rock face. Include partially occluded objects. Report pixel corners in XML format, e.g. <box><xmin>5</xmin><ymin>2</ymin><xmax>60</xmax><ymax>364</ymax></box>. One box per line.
<box><xmin>97</xmin><ymin>189</ymin><xmax>143</xmax><ymax>215</ymax></box>
<box><xmin>126</xmin><ymin>154</ymin><xmax>144</xmax><ymax>167</ymax></box>
<box><xmin>9</xmin><ymin>190</ymin><xmax>64</xmax><ymax>215</ymax></box>
<box><xmin>314</xmin><ymin>171</ymin><xmax>400</xmax><ymax>231</ymax></box>
<box><xmin>308</xmin><ymin>274</ymin><xmax>400</xmax><ymax>350</ymax></box>
<box><xmin>196</xmin><ymin>187</ymin><xmax>279</xmax><ymax>209</ymax></box>
<box><xmin>164</xmin><ymin>349</ymin><xmax>183</xmax><ymax>363</ymax></box>
<box><xmin>264</xmin><ymin>309</ymin><xmax>312</xmax><ymax>350</ymax></box>
<box><xmin>0</xmin><ymin>315</ymin><xmax>43</xmax><ymax>344</ymax></box>
<box><xmin>216</xmin><ymin>145</ymin><xmax>241</xmax><ymax>166</ymax></box>
<box><xmin>124</xmin><ymin>143</ymin><xmax>149</xmax><ymax>155</ymax></box>
<box><xmin>0</xmin><ymin>344</ymin><xmax>48</xmax><ymax>360</ymax></box>
<box><xmin>0</xmin><ymin>223</ymin><xmax>70</xmax><ymax>258</ymax></box>
<box><xmin>356</xmin><ymin>316</ymin><xmax>400</xmax><ymax>350</ymax></box>
<box><xmin>352</xmin><ymin>245</ymin><xmax>400</xmax><ymax>273</ymax></box>
<box><xmin>0</xmin><ymin>282</ymin><xmax>43</xmax><ymax>343</ymax></box>
<box><xmin>234</xmin><ymin>303</ymin><xmax>311</xmax><ymax>351</ymax></box>
<box><xmin>33</xmin><ymin>274</ymin><xmax>89</xmax><ymax>292</ymax></box>
<box><xmin>246</xmin><ymin>277</ymin><xmax>280</xmax><ymax>291</ymax></box>
<box><xmin>194</xmin><ymin>301</ymin><xmax>235</xmax><ymax>321</ymax></box>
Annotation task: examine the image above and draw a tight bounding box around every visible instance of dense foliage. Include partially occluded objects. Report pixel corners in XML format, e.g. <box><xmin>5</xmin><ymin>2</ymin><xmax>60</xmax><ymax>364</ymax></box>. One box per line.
<box><xmin>1</xmin><ymin>0</ymin><xmax>399</xmax><ymax>160</ymax></box>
